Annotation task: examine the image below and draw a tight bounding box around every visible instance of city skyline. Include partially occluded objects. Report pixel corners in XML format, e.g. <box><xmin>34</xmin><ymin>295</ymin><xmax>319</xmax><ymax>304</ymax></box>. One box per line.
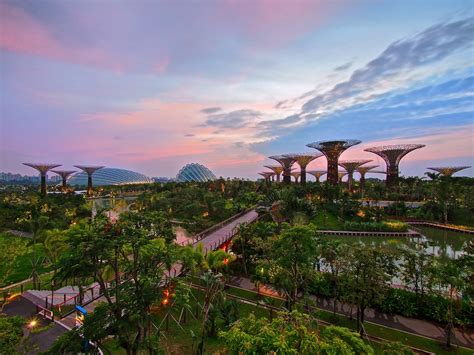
<box><xmin>1</xmin><ymin>0</ymin><xmax>473</xmax><ymax>178</ymax></box>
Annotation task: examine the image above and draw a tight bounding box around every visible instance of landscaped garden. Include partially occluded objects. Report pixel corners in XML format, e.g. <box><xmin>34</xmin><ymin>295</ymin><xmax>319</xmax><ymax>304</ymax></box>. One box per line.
<box><xmin>0</xmin><ymin>175</ymin><xmax>473</xmax><ymax>354</ymax></box>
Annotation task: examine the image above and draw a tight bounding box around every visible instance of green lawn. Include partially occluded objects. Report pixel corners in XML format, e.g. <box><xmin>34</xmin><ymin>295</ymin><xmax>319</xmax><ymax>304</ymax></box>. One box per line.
<box><xmin>311</xmin><ymin>211</ymin><xmax>344</xmax><ymax>230</ymax></box>
<box><xmin>0</xmin><ymin>233</ymin><xmax>51</xmax><ymax>288</ymax></box>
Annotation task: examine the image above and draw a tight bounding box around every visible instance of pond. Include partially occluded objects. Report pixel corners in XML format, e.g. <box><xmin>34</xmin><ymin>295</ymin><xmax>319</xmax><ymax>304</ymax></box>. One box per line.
<box><xmin>322</xmin><ymin>226</ymin><xmax>472</xmax><ymax>259</ymax></box>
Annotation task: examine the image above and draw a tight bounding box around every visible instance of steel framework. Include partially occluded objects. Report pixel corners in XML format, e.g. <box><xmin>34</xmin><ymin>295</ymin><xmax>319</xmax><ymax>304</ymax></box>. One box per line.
<box><xmin>338</xmin><ymin>170</ymin><xmax>348</xmax><ymax>183</ymax></box>
<box><xmin>269</xmin><ymin>155</ymin><xmax>296</xmax><ymax>184</ymax></box>
<box><xmin>364</xmin><ymin>144</ymin><xmax>425</xmax><ymax>187</ymax></box>
<box><xmin>306</xmin><ymin>170</ymin><xmax>327</xmax><ymax>182</ymax></box>
<box><xmin>283</xmin><ymin>153</ymin><xmax>323</xmax><ymax>184</ymax></box>
<box><xmin>356</xmin><ymin>165</ymin><xmax>378</xmax><ymax>195</ymax></box>
<box><xmin>74</xmin><ymin>165</ymin><xmax>104</xmax><ymax>196</ymax></box>
<box><xmin>23</xmin><ymin>163</ymin><xmax>61</xmax><ymax>195</ymax></box>
<box><xmin>258</xmin><ymin>172</ymin><xmax>274</xmax><ymax>182</ymax></box>
<box><xmin>338</xmin><ymin>159</ymin><xmax>372</xmax><ymax>191</ymax></box>
<box><xmin>290</xmin><ymin>171</ymin><xmax>301</xmax><ymax>183</ymax></box>
<box><xmin>306</xmin><ymin>139</ymin><xmax>361</xmax><ymax>185</ymax></box>
<box><xmin>264</xmin><ymin>165</ymin><xmax>284</xmax><ymax>182</ymax></box>
<box><xmin>427</xmin><ymin>166</ymin><xmax>471</xmax><ymax>177</ymax></box>
<box><xmin>51</xmin><ymin>170</ymin><xmax>77</xmax><ymax>189</ymax></box>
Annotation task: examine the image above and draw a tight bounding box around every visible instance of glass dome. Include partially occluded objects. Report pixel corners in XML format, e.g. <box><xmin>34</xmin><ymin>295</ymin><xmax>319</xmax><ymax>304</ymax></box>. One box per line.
<box><xmin>176</xmin><ymin>163</ymin><xmax>216</xmax><ymax>182</ymax></box>
<box><xmin>69</xmin><ymin>168</ymin><xmax>152</xmax><ymax>186</ymax></box>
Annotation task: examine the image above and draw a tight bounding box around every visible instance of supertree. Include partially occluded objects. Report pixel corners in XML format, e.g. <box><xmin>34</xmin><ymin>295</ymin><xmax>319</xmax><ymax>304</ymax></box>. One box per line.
<box><xmin>258</xmin><ymin>172</ymin><xmax>274</xmax><ymax>182</ymax></box>
<box><xmin>427</xmin><ymin>166</ymin><xmax>471</xmax><ymax>177</ymax></box>
<box><xmin>74</xmin><ymin>165</ymin><xmax>104</xmax><ymax>196</ymax></box>
<box><xmin>364</xmin><ymin>144</ymin><xmax>425</xmax><ymax>187</ymax></box>
<box><xmin>307</xmin><ymin>170</ymin><xmax>327</xmax><ymax>183</ymax></box>
<box><xmin>264</xmin><ymin>165</ymin><xmax>284</xmax><ymax>182</ymax></box>
<box><xmin>356</xmin><ymin>165</ymin><xmax>378</xmax><ymax>195</ymax></box>
<box><xmin>290</xmin><ymin>171</ymin><xmax>301</xmax><ymax>183</ymax></box>
<box><xmin>338</xmin><ymin>160</ymin><xmax>372</xmax><ymax>192</ymax></box>
<box><xmin>269</xmin><ymin>155</ymin><xmax>296</xmax><ymax>184</ymax></box>
<box><xmin>338</xmin><ymin>170</ymin><xmax>348</xmax><ymax>183</ymax></box>
<box><xmin>306</xmin><ymin>139</ymin><xmax>361</xmax><ymax>185</ymax></box>
<box><xmin>23</xmin><ymin>163</ymin><xmax>61</xmax><ymax>196</ymax></box>
<box><xmin>51</xmin><ymin>170</ymin><xmax>76</xmax><ymax>190</ymax></box>
<box><xmin>283</xmin><ymin>153</ymin><xmax>323</xmax><ymax>184</ymax></box>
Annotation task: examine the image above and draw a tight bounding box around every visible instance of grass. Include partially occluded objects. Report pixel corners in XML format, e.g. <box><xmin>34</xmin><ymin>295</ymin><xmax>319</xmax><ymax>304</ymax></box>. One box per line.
<box><xmin>0</xmin><ymin>233</ymin><xmax>52</xmax><ymax>288</ymax></box>
<box><xmin>311</xmin><ymin>211</ymin><xmax>344</xmax><ymax>230</ymax></box>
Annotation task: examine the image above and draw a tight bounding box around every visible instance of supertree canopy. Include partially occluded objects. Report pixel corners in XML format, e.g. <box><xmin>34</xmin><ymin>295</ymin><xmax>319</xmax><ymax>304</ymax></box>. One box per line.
<box><xmin>338</xmin><ymin>170</ymin><xmax>348</xmax><ymax>183</ymax></box>
<box><xmin>74</xmin><ymin>165</ymin><xmax>104</xmax><ymax>196</ymax></box>
<box><xmin>283</xmin><ymin>153</ymin><xmax>323</xmax><ymax>184</ymax></box>
<box><xmin>307</xmin><ymin>170</ymin><xmax>327</xmax><ymax>182</ymax></box>
<box><xmin>364</xmin><ymin>144</ymin><xmax>425</xmax><ymax>187</ymax></box>
<box><xmin>356</xmin><ymin>165</ymin><xmax>378</xmax><ymax>195</ymax></box>
<box><xmin>264</xmin><ymin>165</ymin><xmax>284</xmax><ymax>182</ymax></box>
<box><xmin>258</xmin><ymin>172</ymin><xmax>274</xmax><ymax>181</ymax></box>
<box><xmin>269</xmin><ymin>155</ymin><xmax>296</xmax><ymax>184</ymax></box>
<box><xmin>338</xmin><ymin>160</ymin><xmax>372</xmax><ymax>191</ymax></box>
<box><xmin>23</xmin><ymin>163</ymin><xmax>61</xmax><ymax>195</ymax></box>
<box><xmin>51</xmin><ymin>170</ymin><xmax>77</xmax><ymax>189</ymax></box>
<box><xmin>290</xmin><ymin>171</ymin><xmax>301</xmax><ymax>183</ymax></box>
<box><xmin>306</xmin><ymin>139</ymin><xmax>361</xmax><ymax>185</ymax></box>
<box><xmin>427</xmin><ymin>166</ymin><xmax>471</xmax><ymax>177</ymax></box>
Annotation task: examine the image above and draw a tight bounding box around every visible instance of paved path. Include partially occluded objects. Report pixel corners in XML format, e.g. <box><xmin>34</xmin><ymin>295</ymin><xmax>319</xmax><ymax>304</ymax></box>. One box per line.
<box><xmin>229</xmin><ymin>276</ymin><xmax>474</xmax><ymax>349</ymax></box>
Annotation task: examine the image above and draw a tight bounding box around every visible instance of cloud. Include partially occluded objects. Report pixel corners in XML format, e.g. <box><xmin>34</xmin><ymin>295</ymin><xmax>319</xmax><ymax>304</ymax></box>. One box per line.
<box><xmin>184</xmin><ymin>133</ymin><xmax>195</xmax><ymax>137</ymax></box>
<box><xmin>333</xmin><ymin>61</ymin><xmax>352</xmax><ymax>71</ymax></box>
<box><xmin>202</xmin><ymin>109</ymin><xmax>262</xmax><ymax>129</ymax></box>
<box><xmin>0</xmin><ymin>3</ymin><xmax>123</xmax><ymax>71</ymax></box>
<box><xmin>302</xmin><ymin>17</ymin><xmax>474</xmax><ymax>115</ymax></box>
<box><xmin>200</xmin><ymin>107</ymin><xmax>222</xmax><ymax>114</ymax></box>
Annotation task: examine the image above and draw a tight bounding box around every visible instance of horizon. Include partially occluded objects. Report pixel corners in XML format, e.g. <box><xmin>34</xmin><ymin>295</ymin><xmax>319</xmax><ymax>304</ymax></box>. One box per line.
<box><xmin>1</xmin><ymin>0</ymin><xmax>473</xmax><ymax>179</ymax></box>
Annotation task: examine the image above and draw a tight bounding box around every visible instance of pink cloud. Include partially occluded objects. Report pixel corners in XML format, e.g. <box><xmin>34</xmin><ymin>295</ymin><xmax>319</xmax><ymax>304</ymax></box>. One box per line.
<box><xmin>153</xmin><ymin>56</ymin><xmax>170</xmax><ymax>75</ymax></box>
<box><xmin>214</xmin><ymin>0</ymin><xmax>349</xmax><ymax>48</ymax></box>
<box><xmin>0</xmin><ymin>3</ymin><xmax>123</xmax><ymax>71</ymax></box>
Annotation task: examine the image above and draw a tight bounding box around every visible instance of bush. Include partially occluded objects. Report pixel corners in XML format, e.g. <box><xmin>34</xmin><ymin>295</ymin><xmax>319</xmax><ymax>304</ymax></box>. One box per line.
<box><xmin>342</xmin><ymin>221</ymin><xmax>408</xmax><ymax>232</ymax></box>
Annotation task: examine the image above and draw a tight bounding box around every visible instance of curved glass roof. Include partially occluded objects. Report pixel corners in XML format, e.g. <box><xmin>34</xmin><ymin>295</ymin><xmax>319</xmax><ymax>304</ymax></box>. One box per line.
<box><xmin>176</xmin><ymin>163</ymin><xmax>216</xmax><ymax>182</ymax></box>
<box><xmin>69</xmin><ymin>167</ymin><xmax>152</xmax><ymax>186</ymax></box>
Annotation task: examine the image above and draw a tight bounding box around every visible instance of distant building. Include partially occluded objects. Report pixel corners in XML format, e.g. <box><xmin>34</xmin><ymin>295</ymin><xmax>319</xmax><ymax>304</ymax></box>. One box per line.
<box><xmin>69</xmin><ymin>168</ymin><xmax>152</xmax><ymax>186</ymax></box>
<box><xmin>176</xmin><ymin>163</ymin><xmax>216</xmax><ymax>182</ymax></box>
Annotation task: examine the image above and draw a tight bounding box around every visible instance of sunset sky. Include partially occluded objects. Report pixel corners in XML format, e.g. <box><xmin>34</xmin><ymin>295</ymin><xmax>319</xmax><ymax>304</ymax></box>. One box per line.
<box><xmin>1</xmin><ymin>0</ymin><xmax>473</xmax><ymax>179</ymax></box>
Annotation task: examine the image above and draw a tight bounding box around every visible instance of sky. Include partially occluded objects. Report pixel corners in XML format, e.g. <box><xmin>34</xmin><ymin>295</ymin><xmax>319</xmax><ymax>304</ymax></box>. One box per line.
<box><xmin>1</xmin><ymin>0</ymin><xmax>473</xmax><ymax>180</ymax></box>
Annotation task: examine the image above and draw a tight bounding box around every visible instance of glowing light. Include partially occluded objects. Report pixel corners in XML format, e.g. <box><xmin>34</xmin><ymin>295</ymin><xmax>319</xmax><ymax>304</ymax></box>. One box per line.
<box><xmin>162</xmin><ymin>298</ymin><xmax>169</xmax><ymax>305</ymax></box>
<box><xmin>29</xmin><ymin>320</ymin><xmax>37</xmax><ymax>328</ymax></box>
<box><xmin>202</xmin><ymin>211</ymin><xmax>209</xmax><ymax>217</ymax></box>
<box><xmin>223</xmin><ymin>258</ymin><xmax>229</xmax><ymax>265</ymax></box>
<box><xmin>356</xmin><ymin>210</ymin><xmax>365</xmax><ymax>218</ymax></box>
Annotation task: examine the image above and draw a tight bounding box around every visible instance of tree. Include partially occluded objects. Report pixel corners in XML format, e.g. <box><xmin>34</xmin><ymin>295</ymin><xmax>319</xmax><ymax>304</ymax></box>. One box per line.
<box><xmin>399</xmin><ymin>242</ymin><xmax>432</xmax><ymax>300</ymax></box>
<box><xmin>219</xmin><ymin>311</ymin><xmax>374</xmax><ymax>354</ymax></box>
<box><xmin>260</xmin><ymin>225</ymin><xmax>319</xmax><ymax>309</ymax></box>
<box><xmin>341</xmin><ymin>243</ymin><xmax>396</xmax><ymax>335</ymax></box>
<box><xmin>0</xmin><ymin>316</ymin><xmax>25</xmax><ymax>354</ymax></box>
<box><xmin>55</xmin><ymin>212</ymin><xmax>180</xmax><ymax>354</ymax></box>
<box><xmin>428</xmin><ymin>255</ymin><xmax>468</xmax><ymax>348</ymax></box>
<box><xmin>28</xmin><ymin>204</ymin><xmax>49</xmax><ymax>288</ymax></box>
<box><xmin>197</xmin><ymin>270</ymin><xmax>224</xmax><ymax>354</ymax></box>
<box><xmin>319</xmin><ymin>240</ymin><xmax>348</xmax><ymax>316</ymax></box>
